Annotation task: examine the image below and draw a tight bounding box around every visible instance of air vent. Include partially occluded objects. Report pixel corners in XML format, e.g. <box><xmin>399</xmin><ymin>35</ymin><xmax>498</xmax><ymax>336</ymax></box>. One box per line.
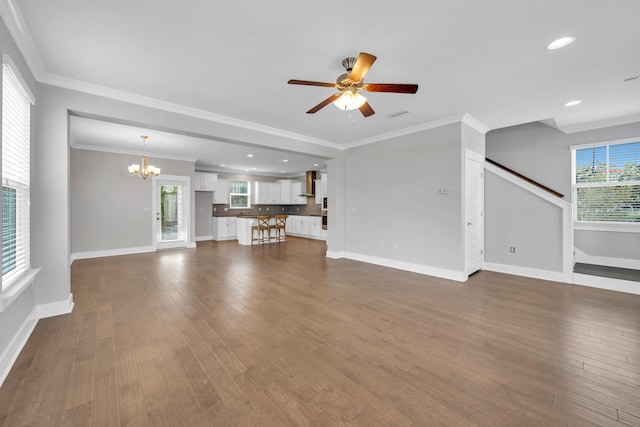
<box><xmin>390</xmin><ymin>109</ymin><xmax>410</xmax><ymax>118</ymax></box>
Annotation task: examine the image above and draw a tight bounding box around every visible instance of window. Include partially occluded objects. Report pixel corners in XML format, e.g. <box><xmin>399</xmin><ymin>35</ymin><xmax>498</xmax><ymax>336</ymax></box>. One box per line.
<box><xmin>229</xmin><ymin>180</ymin><xmax>250</xmax><ymax>208</ymax></box>
<box><xmin>2</xmin><ymin>56</ymin><xmax>34</xmax><ymax>291</ymax></box>
<box><xmin>571</xmin><ymin>139</ymin><xmax>640</xmax><ymax>226</ymax></box>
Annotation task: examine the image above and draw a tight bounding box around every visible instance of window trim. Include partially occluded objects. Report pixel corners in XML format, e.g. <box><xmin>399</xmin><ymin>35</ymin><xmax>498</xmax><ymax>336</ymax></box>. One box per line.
<box><xmin>570</xmin><ymin>137</ymin><xmax>640</xmax><ymax>232</ymax></box>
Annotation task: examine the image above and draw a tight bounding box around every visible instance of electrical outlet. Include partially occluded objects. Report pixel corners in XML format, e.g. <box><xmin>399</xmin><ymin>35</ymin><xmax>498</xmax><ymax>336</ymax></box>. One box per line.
<box><xmin>266</xmin><ymin>207</ymin><xmax>269</xmax><ymax>211</ymax></box>
<box><xmin>224</xmin><ymin>207</ymin><xmax>228</xmax><ymax>211</ymax></box>
<box><xmin>379</xmin><ymin>241</ymin><xmax>384</xmax><ymax>248</ymax></box>
<box><xmin>393</xmin><ymin>242</ymin><xmax>398</xmax><ymax>249</ymax></box>
<box><xmin>510</xmin><ymin>246</ymin><xmax>516</xmax><ymax>253</ymax></box>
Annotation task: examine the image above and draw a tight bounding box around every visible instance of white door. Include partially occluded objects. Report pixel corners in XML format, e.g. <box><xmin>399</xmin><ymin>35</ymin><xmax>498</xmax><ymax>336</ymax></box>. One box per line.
<box><xmin>465</xmin><ymin>150</ymin><xmax>484</xmax><ymax>275</ymax></box>
<box><xmin>153</xmin><ymin>175</ymin><xmax>190</xmax><ymax>249</ymax></box>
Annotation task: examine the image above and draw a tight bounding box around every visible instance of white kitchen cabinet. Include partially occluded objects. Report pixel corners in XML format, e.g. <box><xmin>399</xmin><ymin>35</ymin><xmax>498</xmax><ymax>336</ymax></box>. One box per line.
<box><xmin>291</xmin><ymin>181</ymin><xmax>306</xmax><ymax>205</ymax></box>
<box><xmin>314</xmin><ymin>173</ymin><xmax>327</xmax><ymax>204</ymax></box>
<box><xmin>268</xmin><ymin>183</ymin><xmax>280</xmax><ymax>204</ymax></box>
<box><xmin>253</xmin><ymin>181</ymin><xmax>266</xmax><ymax>205</ymax></box>
<box><xmin>213</xmin><ymin>179</ymin><xmax>228</xmax><ymax>204</ymax></box>
<box><xmin>283</xmin><ymin>215</ymin><xmax>325</xmax><ymax>240</ymax></box>
<box><xmin>315</xmin><ymin>179</ymin><xmax>323</xmax><ymax>205</ymax></box>
<box><xmin>278</xmin><ymin>179</ymin><xmax>292</xmax><ymax>204</ymax></box>
<box><xmin>310</xmin><ymin>216</ymin><xmax>322</xmax><ymax>238</ymax></box>
<box><xmin>212</xmin><ymin>217</ymin><xmax>237</xmax><ymax>240</ymax></box>
<box><xmin>254</xmin><ymin>181</ymin><xmax>281</xmax><ymax>205</ymax></box>
<box><xmin>195</xmin><ymin>172</ymin><xmax>218</xmax><ymax>191</ymax></box>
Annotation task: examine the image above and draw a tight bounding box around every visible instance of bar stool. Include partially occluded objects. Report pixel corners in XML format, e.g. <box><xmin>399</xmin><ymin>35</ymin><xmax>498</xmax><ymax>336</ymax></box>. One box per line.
<box><xmin>251</xmin><ymin>216</ymin><xmax>272</xmax><ymax>244</ymax></box>
<box><xmin>274</xmin><ymin>215</ymin><xmax>288</xmax><ymax>242</ymax></box>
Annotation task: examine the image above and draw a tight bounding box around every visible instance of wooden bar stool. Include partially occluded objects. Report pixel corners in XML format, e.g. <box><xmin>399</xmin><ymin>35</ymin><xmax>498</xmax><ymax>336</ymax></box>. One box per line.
<box><xmin>251</xmin><ymin>216</ymin><xmax>272</xmax><ymax>244</ymax></box>
<box><xmin>274</xmin><ymin>215</ymin><xmax>288</xmax><ymax>242</ymax></box>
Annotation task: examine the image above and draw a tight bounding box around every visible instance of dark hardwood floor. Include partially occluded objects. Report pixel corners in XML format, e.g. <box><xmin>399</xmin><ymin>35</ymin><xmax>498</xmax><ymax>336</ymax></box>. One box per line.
<box><xmin>1</xmin><ymin>237</ymin><xmax>640</xmax><ymax>426</ymax></box>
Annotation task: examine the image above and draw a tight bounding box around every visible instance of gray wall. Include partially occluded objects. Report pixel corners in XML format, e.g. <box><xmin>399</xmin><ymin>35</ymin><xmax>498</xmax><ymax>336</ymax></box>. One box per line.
<box><xmin>71</xmin><ymin>149</ymin><xmax>195</xmax><ymax>254</ymax></box>
<box><xmin>484</xmin><ymin>171</ymin><xmax>563</xmax><ymax>271</ymax></box>
<box><xmin>344</xmin><ymin>123</ymin><xmax>465</xmax><ymax>272</ymax></box>
<box><xmin>487</xmin><ymin>121</ymin><xmax>640</xmax><ymax>261</ymax></box>
<box><xmin>0</xmin><ymin>16</ymin><xmax>40</xmax><ymax>364</ymax></box>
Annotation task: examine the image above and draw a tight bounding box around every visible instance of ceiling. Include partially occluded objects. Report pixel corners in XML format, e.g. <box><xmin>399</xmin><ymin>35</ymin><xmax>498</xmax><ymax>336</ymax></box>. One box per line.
<box><xmin>6</xmin><ymin>0</ymin><xmax>640</xmax><ymax>173</ymax></box>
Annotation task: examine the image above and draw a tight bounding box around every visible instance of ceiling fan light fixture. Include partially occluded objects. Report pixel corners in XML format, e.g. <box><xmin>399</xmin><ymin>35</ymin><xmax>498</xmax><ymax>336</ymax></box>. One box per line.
<box><xmin>333</xmin><ymin>91</ymin><xmax>366</xmax><ymax>111</ymax></box>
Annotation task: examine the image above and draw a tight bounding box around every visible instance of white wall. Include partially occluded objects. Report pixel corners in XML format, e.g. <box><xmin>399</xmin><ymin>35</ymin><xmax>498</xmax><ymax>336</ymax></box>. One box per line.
<box><xmin>487</xmin><ymin>121</ymin><xmax>640</xmax><ymax>263</ymax></box>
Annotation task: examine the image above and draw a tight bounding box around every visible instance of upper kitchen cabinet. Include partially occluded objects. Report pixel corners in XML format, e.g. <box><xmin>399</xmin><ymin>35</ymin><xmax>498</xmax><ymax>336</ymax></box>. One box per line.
<box><xmin>195</xmin><ymin>172</ymin><xmax>218</xmax><ymax>192</ymax></box>
<box><xmin>254</xmin><ymin>181</ymin><xmax>281</xmax><ymax>205</ymax></box>
<box><xmin>291</xmin><ymin>181</ymin><xmax>306</xmax><ymax>205</ymax></box>
<box><xmin>315</xmin><ymin>173</ymin><xmax>327</xmax><ymax>204</ymax></box>
<box><xmin>278</xmin><ymin>179</ymin><xmax>292</xmax><ymax>204</ymax></box>
<box><xmin>213</xmin><ymin>178</ymin><xmax>229</xmax><ymax>204</ymax></box>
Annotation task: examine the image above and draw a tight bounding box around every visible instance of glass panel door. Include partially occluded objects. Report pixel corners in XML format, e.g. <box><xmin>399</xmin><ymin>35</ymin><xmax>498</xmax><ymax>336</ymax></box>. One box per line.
<box><xmin>154</xmin><ymin>176</ymin><xmax>190</xmax><ymax>249</ymax></box>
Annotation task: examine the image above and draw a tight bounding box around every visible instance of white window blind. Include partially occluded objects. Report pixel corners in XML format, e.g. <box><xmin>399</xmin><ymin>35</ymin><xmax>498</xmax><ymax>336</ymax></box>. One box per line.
<box><xmin>2</xmin><ymin>60</ymin><xmax>33</xmax><ymax>290</ymax></box>
<box><xmin>571</xmin><ymin>140</ymin><xmax>640</xmax><ymax>223</ymax></box>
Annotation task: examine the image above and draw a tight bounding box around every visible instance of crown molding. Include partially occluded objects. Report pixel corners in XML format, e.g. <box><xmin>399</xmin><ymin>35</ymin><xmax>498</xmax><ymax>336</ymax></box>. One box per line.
<box><xmin>0</xmin><ymin>0</ymin><xmax>46</xmax><ymax>80</ymax></box>
<box><xmin>343</xmin><ymin>113</ymin><xmax>490</xmax><ymax>149</ymax></box>
<box><xmin>461</xmin><ymin>113</ymin><xmax>491</xmax><ymax>134</ymax></box>
<box><xmin>558</xmin><ymin>113</ymin><xmax>640</xmax><ymax>134</ymax></box>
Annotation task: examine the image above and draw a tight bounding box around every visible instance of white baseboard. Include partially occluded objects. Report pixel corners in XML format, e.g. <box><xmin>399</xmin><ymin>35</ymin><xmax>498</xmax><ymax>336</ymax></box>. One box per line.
<box><xmin>573</xmin><ymin>273</ymin><xmax>640</xmax><ymax>295</ymax></box>
<box><xmin>343</xmin><ymin>252</ymin><xmax>467</xmax><ymax>282</ymax></box>
<box><xmin>195</xmin><ymin>235</ymin><xmax>213</xmax><ymax>242</ymax></box>
<box><xmin>0</xmin><ymin>308</ymin><xmax>38</xmax><ymax>387</ymax></box>
<box><xmin>326</xmin><ymin>250</ymin><xmax>345</xmax><ymax>259</ymax></box>
<box><xmin>37</xmin><ymin>293</ymin><xmax>74</xmax><ymax>319</ymax></box>
<box><xmin>483</xmin><ymin>262</ymin><xmax>570</xmax><ymax>283</ymax></box>
<box><xmin>71</xmin><ymin>245</ymin><xmax>156</xmax><ymax>261</ymax></box>
<box><xmin>0</xmin><ymin>292</ymin><xmax>74</xmax><ymax>387</ymax></box>
<box><xmin>574</xmin><ymin>248</ymin><xmax>640</xmax><ymax>270</ymax></box>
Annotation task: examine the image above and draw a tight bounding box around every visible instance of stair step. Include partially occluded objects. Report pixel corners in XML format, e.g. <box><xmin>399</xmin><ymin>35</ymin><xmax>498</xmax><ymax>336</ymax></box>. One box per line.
<box><xmin>573</xmin><ymin>263</ymin><xmax>640</xmax><ymax>283</ymax></box>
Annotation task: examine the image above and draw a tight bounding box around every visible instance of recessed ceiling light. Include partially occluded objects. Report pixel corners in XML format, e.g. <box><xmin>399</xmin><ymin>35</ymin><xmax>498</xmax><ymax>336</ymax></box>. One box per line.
<box><xmin>564</xmin><ymin>100</ymin><xmax>583</xmax><ymax>107</ymax></box>
<box><xmin>547</xmin><ymin>36</ymin><xmax>575</xmax><ymax>50</ymax></box>
<box><xmin>281</xmin><ymin>170</ymin><xmax>286</xmax><ymax>173</ymax></box>
<box><xmin>251</xmin><ymin>168</ymin><xmax>257</xmax><ymax>170</ymax></box>
<box><xmin>220</xmin><ymin>164</ymin><xmax>226</xmax><ymax>167</ymax></box>
<box><xmin>313</xmin><ymin>164</ymin><xmax>319</xmax><ymax>167</ymax></box>
<box><xmin>247</xmin><ymin>154</ymin><xmax>254</xmax><ymax>158</ymax></box>
<box><xmin>283</xmin><ymin>159</ymin><xmax>289</xmax><ymax>162</ymax></box>
<box><xmin>244</xmin><ymin>169</ymin><xmax>249</xmax><ymax>172</ymax></box>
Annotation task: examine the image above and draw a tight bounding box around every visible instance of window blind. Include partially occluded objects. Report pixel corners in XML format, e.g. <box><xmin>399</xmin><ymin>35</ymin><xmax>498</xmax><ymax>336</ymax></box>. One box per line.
<box><xmin>2</xmin><ymin>61</ymin><xmax>32</xmax><ymax>290</ymax></box>
<box><xmin>572</xmin><ymin>140</ymin><xmax>640</xmax><ymax>223</ymax></box>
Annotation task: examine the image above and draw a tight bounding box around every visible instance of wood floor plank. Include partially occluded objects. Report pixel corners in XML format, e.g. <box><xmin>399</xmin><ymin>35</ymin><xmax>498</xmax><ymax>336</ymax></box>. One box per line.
<box><xmin>1</xmin><ymin>238</ymin><xmax>640</xmax><ymax>426</ymax></box>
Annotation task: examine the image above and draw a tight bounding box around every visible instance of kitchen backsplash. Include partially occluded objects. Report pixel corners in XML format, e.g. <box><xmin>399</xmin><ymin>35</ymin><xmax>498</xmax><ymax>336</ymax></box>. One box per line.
<box><xmin>212</xmin><ymin>203</ymin><xmax>322</xmax><ymax>217</ymax></box>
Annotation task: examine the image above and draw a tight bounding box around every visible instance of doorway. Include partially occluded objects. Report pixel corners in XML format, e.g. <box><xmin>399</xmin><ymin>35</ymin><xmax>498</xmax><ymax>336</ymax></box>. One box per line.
<box><xmin>153</xmin><ymin>175</ymin><xmax>191</xmax><ymax>250</ymax></box>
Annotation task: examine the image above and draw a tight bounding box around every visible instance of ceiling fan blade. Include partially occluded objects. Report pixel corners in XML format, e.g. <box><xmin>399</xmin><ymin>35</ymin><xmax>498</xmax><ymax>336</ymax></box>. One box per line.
<box><xmin>359</xmin><ymin>101</ymin><xmax>375</xmax><ymax>117</ymax></box>
<box><xmin>363</xmin><ymin>83</ymin><xmax>419</xmax><ymax>94</ymax></box>
<box><xmin>349</xmin><ymin>52</ymin><xmax>377</xmax><ymax>82</ymax></box>
<box><xmin>307</xmin><ymin>93</ymin><xmax>342</xmax><ymax>114</ymax></box>
<box><xmin>288</xmin><ymin>79</ymin><xmax>337</xmax><ymax>88</ymax></box>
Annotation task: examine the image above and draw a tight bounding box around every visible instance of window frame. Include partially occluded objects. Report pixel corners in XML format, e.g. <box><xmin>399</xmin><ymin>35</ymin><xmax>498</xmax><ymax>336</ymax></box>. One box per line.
<box><xmin>229</xmin><ymin>180</ymin><xmax>251</xmax><ymax>209</ymax></box>
<box><xmin>571</xmin><ymin>137</ymin><xmax>640</xmax><ymax>234</ymax></box>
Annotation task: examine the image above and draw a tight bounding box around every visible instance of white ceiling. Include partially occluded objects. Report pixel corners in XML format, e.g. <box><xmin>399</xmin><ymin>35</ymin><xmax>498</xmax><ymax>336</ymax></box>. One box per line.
<box><xmin>6</xmin><ymin>0</ymin><xmax>640</xmax><ymax>173</ymax></box>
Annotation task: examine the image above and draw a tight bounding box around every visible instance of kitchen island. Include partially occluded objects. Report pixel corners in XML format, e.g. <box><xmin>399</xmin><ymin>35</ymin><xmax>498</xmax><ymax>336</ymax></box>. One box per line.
<box><xmin>236</xmin><ymin>216</ymin><xmax>283</xmax><ymax>245</ymax></box>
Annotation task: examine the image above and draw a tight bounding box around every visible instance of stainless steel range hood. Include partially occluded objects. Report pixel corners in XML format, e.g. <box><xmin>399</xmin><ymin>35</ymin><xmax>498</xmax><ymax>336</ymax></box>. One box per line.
<box><xmin>299</xmin><ymin>171</ymin><xmax>317</xmax><ymax>197</ymax></box>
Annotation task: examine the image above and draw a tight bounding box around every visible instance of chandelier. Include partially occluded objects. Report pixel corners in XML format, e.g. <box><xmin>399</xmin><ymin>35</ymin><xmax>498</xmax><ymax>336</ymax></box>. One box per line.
<box><xmin>128</xmin><ymin>135</ymin><xmax>160</xmax><ymax>179</ymax></box>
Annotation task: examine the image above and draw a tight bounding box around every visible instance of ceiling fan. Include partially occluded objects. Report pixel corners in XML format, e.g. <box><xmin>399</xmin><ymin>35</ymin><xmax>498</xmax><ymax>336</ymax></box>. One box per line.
<box><xmin>288</xmin><ymin>52</ymin><xmax>418</xmax><ymax>118</ymax></box>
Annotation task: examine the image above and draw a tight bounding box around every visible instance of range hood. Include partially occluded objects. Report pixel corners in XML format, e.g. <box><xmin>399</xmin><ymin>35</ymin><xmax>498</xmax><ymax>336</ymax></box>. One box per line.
<box><xmin>299</xmin><ymin>171</ymin><xmax>317</xmax><ymax>197</ymax></box>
